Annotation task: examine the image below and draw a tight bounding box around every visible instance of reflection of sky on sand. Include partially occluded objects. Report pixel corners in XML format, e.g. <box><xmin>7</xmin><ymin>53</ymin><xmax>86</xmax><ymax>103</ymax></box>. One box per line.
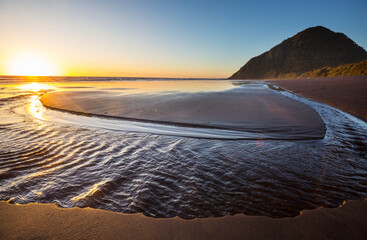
<box><xmin>4</xmin><ymin>80</ymin><xmax>238</xmax><ymax>133</ymax></box>
<box><xmin>0</xmin><ymin>82</ymin><xmax>54</xmax><ymax>99</ymax></box>
<box><xmin>1</xmin><ymin>80</ymin><xmax>237</xmax><ymax>101</ymax></box>
<box><xmin>26</xmin><ymin>96</ymin><xmax>270</xmax><ymax>140</ymax></box>
<box><xmin>19</xmin><ymin>80</ymin><xmax>326</xmax><ymax>140</ymax></box>
<box><xmin>62</xmin><ymin>80</ymin><xmax>236</xmax><ymax>93</ymax></box>
<box><xmin>14</xmin><ymin>81</ymin><xmax>250</xmax><ymax>139</ymax></box>
<box><xmin>16</xmin><ymin>80</ymin><xmax>275</xmax><ymax>140</ymax></box>
<box><xmin>10</xmin><ymin>80</ymin><xmax>236</xmax><ymax>95</ymax></box>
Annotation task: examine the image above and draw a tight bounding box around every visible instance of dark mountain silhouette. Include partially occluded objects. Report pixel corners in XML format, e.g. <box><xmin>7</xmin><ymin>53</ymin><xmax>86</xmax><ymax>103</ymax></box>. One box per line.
<box><xmin>229</xmin><ymin>26</ymin><xmax>367</xmax><ymax>79</ymax></box>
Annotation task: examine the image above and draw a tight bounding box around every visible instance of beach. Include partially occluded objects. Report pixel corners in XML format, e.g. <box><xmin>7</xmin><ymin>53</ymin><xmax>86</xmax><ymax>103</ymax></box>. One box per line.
<box><xmin>268</xmin><ymin>75</ymin><xmax>367</xmax><ymax>121</ymax></box>
<box><xmin>0</xmin><ymin>78</ymin><xmax>366</xmax><ymax>239</ymax></box>
<box><xmin>1</xmin><ymin>0</ymin><xmax>366</xmax><ymax>239</ymax></box>
<box><xmin>1</xmin><ymin>199</ymin><xmax>367</xmax><ymax>240</ymax></box>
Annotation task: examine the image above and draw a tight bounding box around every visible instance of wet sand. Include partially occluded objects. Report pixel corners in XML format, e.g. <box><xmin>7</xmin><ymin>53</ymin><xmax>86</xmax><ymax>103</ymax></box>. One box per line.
<box><xmin>268</xmin><ymin>75</ymin><xmax>367</xmax><ymax>121</ymax></box>
<box><xmin>40</xmin><ymin>84</ymin><xmax>325</xmax><ymax>139</ymax></box>
<box><xmin>1</xmin><ymin>199</ymin><xmax>367</xmax><ymax>240</ymax></box>
<box><xmin>2</xmin><ymin>79</ymin><xmax>366</xmax><ymax>239</ymax></box>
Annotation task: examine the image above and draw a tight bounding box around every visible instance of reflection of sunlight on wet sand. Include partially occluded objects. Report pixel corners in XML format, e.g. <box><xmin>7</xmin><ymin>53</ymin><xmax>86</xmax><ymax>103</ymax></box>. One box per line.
<box><xmin>27</xmin><ymin>95</ymin><xmax>46</xmax><ymax>120</ymax></box>
<box><xmin>1</xmin><ymin>168</ymin><xmax>56</xmax><ymax>193</ymax></box>
<box><xmin>14</xmin><ymin>83</ymin><xmax>53</xmax><ymax>121</ymax></box>
<box><xmin>18</xmin><ymin>82</ymin><xmax>54</xmax><ymax>93</ymax></box>
<box><xmin>19</xmin><ymin>82</ymin><xmax>54</xmax><ymax>122</ymax></box>
<box><xmin>32</xmin><ymin>190</ymin><xmax>43</xmax><ymax>197</ymax></box>
<box><xmin>25</xmin><ymin>168</ymin><xmax>56</xmax><ymax>179</ymax></box>
<box><xmin>14</xmin><ymin>80</ymin><xmax>235</xmax><ymax>94</ymax></box>
<box><xmin>72</xmin><ymin>180</ymin><xmax>108</xmax><ymax>202</ymax></box>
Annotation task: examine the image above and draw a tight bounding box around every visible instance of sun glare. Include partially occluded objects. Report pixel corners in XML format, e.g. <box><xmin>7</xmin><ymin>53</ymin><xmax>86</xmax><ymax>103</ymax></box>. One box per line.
<box><xmin>6</xmin><ymin>54</ymin><xmax>60</xmax><ymax>76</ymax></box>
<box><xmin>18</xmin><ymin>83</ymin><xmax>54</xmax><ymax>93</ymax></box>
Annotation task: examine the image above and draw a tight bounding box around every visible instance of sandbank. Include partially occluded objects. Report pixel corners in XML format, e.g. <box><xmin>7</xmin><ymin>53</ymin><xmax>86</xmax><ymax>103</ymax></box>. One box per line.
<box><xmin>268</xmin><ymin>75</ymin><xmax>367</xmax><ymax>121</ymax></box>
<box><xmin>40</xmin><ymin>85</ymin><xmax>325</xmax><ymax>139</ymax></box>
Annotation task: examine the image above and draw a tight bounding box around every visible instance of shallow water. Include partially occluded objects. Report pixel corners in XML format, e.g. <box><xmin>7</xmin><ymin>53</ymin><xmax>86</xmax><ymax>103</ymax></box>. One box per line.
<box><xmin>39</xmin><ymin>81</ymin><xmax>325</xmax><ymax>140</ymax></box>
<box><xmin>0</xmin><ymin>77</ymin><xmax>366</xmax><ymax>219</ymax></box>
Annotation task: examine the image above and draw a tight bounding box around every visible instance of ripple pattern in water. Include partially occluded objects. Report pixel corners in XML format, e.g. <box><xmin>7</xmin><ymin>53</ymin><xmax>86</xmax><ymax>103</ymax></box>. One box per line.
<box><xmin>0</xmin><ymin>90</ymin><xmax>367</xmax><ymax>219</ymax></box>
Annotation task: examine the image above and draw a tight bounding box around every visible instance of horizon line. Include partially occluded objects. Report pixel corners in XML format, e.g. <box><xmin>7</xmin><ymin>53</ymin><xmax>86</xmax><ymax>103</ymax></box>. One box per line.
<box><xmin>0</xmin><ymin>75</ymin><xmax>228</xmax><ymax>80</ymax></box>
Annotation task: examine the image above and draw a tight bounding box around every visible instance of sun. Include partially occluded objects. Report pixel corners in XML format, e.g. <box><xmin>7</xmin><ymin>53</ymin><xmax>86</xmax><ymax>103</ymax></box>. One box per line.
<box><xmin>5</xmin><ymin>53</ymin><xmax>60</xmax><ymax>76</ymax></box>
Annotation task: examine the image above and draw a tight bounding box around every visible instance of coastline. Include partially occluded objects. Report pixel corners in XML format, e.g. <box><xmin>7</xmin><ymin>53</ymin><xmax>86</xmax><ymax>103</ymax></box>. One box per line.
<box><xmin>1</xmin><ymin>77</ymin><xmax>367</xmax><ymax>239</ymax></box>
<box><xmin>1</xmin><ymin>199</ymin><xmax>367</xmax><ymax>240</ymax></box>
<box><xmin>267</xmin><ymin>75</ymin><xmax>367</xmax><ymax>122</ymax></box>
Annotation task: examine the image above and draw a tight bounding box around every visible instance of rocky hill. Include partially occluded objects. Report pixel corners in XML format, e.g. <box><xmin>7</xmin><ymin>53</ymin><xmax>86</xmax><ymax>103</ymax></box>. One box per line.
<box><xmin>229</xmin><ymin>26</ymin><xmax>367</xmax><ymax>79</ymax></box>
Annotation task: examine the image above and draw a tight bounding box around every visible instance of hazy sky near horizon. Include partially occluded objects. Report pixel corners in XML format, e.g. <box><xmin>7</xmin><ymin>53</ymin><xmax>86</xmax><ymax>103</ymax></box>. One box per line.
<box><xmin>0</xmin><ymin>0</ymin><xmax>366</xmax><ymax>78</ymax></box>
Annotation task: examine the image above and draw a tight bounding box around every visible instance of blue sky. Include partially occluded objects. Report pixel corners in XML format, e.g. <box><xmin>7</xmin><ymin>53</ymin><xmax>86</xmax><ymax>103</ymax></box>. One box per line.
<box><xmin>0</xmin><ymin>0</ymin><xmax>366</xmax><ymax>77</ymax></box>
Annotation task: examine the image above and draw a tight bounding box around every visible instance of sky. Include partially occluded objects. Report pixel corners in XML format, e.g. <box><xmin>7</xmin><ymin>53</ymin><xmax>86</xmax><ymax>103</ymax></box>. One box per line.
<box><xmin>0</xmin><ymin>0</ymin><xmax>366</xmax><ymax>78</ymax></box>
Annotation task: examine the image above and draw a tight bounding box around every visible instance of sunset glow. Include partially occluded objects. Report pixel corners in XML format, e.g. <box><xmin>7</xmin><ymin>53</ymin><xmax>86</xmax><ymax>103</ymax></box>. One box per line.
<box><xmin>0</xmin><ymin>0</ymin><xmax>365</xmax><ymax>78</ymax></box>
<box><xmin>5</xmin><ymin>54</ymin><xmax>61</xmax><ymax>76</ymax></box>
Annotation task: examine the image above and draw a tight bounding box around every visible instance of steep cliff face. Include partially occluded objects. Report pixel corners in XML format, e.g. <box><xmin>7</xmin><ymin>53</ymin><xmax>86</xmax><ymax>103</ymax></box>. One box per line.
<box><xmin>229</xmin><ymin>26</ymin><xmax>367</xmax><ymax>79</ymax></box>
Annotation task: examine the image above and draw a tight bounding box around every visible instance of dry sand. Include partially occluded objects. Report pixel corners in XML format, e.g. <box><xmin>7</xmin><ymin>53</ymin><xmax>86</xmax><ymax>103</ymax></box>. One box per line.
<box><xmin>1</xmin><ymin>199</ymin><xmax>367</xmax><ymax>240</ymax></box>
<box><xmin>268</xmin><ymin>75</ymin><xmax>367</xmax><ymax>121</ymax></box>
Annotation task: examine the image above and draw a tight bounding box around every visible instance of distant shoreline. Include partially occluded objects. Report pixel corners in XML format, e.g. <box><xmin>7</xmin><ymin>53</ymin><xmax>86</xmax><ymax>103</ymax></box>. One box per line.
<box><xmin>0</xmin><ymin>75</ymin><xmax>226</xmax><ymax>83</ymax></box>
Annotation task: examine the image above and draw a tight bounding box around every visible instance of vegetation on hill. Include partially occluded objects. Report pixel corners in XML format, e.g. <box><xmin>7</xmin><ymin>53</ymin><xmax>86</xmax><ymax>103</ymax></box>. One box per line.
<box><xmin>298</xmin><ymin>60</ymin><xmax>367</xmax><ymax>78</ymax></box>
